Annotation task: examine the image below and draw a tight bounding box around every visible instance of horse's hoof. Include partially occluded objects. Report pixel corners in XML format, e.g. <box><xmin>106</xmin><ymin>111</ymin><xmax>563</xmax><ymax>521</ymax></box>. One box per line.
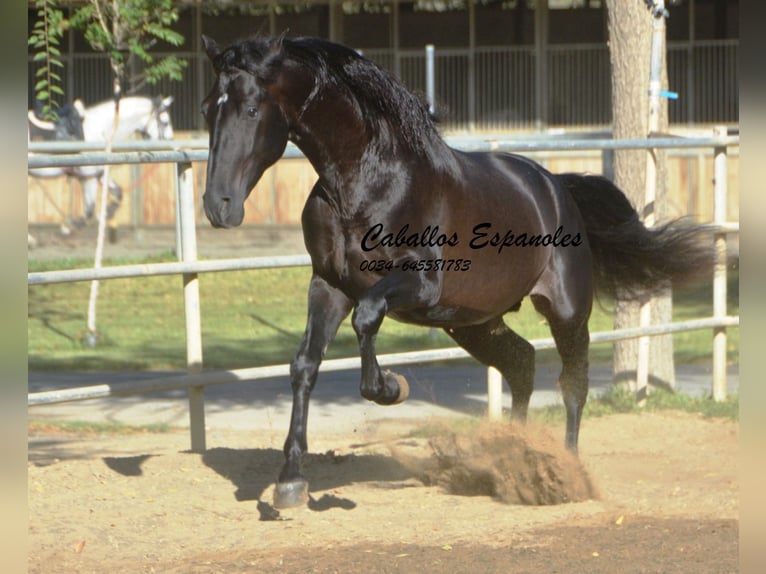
<box><xmin>383</xmin><ymin>370</ymin><xmax>410</xmax><ymax>404</ymax></box>
<box><xmin>273</xmin><ymin>479</ymin><xmax>309</xmax><ymax>509</ymax></box>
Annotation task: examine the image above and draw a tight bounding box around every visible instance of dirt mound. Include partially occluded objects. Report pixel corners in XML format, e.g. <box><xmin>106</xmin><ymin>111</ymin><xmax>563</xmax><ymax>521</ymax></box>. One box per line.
<box><xmin>411</xmin><ymin>422</ymin><xmax>597</xmax><ymax>505</ymax></box>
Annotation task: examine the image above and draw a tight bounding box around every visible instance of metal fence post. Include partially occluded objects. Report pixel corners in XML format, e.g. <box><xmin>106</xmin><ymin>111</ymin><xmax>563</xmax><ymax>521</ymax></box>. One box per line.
<box><xmin>712</xmin><ymin>126</ymin><xmax>728</xmax><ymax>401</ymax></box>
<box><xmin>130</xmin><ymin>164</ymin><xmax>143</xmax><ymax>239</ymax></box>
<box><xmin>425</xmin><ymin>44</ymin><xmax>435</xmax><ymax>115</ymax></box>
<box><xmin>487</xmin><ymin>367</ymin><xmax>503</xmax><ymax>421</ymax></box>
<box><xmin>636</xmin><ymin>1</ymin><xmax>668</xmax><ymax>405</ymax></box>
<box><xmin>176</xmin><ymin>161</ymin><xmax>206</xmax><ymax>451</ymax></box>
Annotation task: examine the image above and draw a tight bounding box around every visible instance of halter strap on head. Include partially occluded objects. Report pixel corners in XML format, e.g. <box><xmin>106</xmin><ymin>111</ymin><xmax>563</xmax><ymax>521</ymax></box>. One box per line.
<box><xmin>135</xmin><ymin>96</ymin><xmax>173</xmax><ymax>139</ymax></box>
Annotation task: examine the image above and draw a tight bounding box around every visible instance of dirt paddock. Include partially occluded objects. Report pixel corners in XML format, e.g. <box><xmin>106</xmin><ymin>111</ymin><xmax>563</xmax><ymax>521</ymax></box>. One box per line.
<box><xmin>28</xmin><ymin>411</ymin><xmax>738</xmax><ymax>573</ymax></box>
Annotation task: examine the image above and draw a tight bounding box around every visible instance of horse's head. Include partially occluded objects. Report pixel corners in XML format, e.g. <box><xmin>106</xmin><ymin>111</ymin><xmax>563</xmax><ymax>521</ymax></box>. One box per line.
<box><xmin>200</xmin><ymin>34</ymin><xmax>292</xmax><ymax>228</ymax></box>
<box><xmin>143</xmin><ymin>96</ymin><xmax>174</xmax><ymax>140</ymax></box>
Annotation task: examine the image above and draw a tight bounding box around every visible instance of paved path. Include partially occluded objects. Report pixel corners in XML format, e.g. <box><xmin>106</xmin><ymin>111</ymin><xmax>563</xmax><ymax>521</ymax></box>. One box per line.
<box><xmin>29</xmin><ymin>364</ymin><xmax>739</xmax><ymax>436</ymax></box>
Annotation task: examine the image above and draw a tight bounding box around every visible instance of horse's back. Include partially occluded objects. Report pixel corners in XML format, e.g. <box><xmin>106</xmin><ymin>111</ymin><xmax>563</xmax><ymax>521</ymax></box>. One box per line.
<box><xmin>442</xmin><ymin>149</ymin><xmax>571</xmax><ymax>245</ymax></box>
<box><xmin>454</xmin><ymin>150</ymin><xmax>561</xmax><ymax>205</ymax></box>
<box><xmin>83</xmin><ymin>97</ymin><xmax>154</xmax><ymax>141</ymax></box>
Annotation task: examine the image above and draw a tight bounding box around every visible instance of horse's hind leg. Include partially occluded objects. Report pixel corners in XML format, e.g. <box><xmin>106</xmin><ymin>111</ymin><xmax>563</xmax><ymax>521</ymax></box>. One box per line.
<box><xmin>106</xmin><ymin>180</ymin><xmax>123</xmax><ymax>243</ymax></box>
<box><xmin>80</xmin><ymin>177</ymin><xmax>98</xmax><ymax>223</ymax></box>
<box><xmin>274</xmin><ymin>274</ymin><xmax>353</xmax><ymax>508</ymax></box>
<box><xmin>531</xmin><ymin>294</ymin><xmax>591</xmax><ymax>453</ymax></box>
<box><xmin>105</xmin><ymin>179</ymin><xmax>122</xmax><ymax>220</ymax></box>
<box><xmin>446</xmin><ymin>317</ymin><xmax>535</xmax><ymax>422</ymax></box>
<box><xmin>551</xmin><ymin>317</ymin><xmax>590</xmax><ymax>453</ymax></box>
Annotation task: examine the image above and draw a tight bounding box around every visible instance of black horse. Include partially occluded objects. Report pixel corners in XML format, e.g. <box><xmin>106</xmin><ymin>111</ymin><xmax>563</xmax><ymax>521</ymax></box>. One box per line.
<box><xmin>200</xmin><ymin>34</ymin><xmax>710</xmax><ymax>508</ymax></box>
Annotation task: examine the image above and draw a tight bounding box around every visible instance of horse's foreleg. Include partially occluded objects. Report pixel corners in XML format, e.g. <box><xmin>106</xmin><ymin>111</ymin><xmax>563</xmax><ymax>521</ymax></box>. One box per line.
<box><xmin>352</xmin><ymin>272</ymin><xmax>439</xmax><ymax>406</ymax></box>
<box><xmin>273</xmin><ymin>275</ymin><xmax>352</xmax><ymax>509</ymax></box>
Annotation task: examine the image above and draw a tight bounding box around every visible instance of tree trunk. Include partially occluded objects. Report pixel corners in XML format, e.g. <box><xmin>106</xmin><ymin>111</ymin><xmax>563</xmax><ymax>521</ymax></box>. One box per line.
<box><xmin>85</xmin><ymin>75</ymin><xmax>122</xmax><ymax>346</ymax></box>
<box><xmin>605</xmin><ymin>0</ymin><xmax>676</xmax><ymax>392</ymax></box>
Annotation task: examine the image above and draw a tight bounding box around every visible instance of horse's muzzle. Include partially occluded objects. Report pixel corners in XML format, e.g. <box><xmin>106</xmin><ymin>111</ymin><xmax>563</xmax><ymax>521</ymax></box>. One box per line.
<box><xmin>202</xmin><ymin>192</ymin><xmax>244</xmax><ymax>228</ymax></box>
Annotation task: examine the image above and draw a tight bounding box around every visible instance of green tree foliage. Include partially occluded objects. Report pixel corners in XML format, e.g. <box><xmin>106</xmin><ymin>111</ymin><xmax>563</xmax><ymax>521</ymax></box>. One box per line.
<box><xmin>29</xmin><ymin>0</ymin><xmax>188</xmax><ymax>114</ymax></box>
<box><xmin>28</xmin><ymin>0</ymin><xmax>67</xmax><ymax>120</ymax></box>
<box><xmin>69</xmin><ymin>0</ymin><xmax>187</xmax><ymax>91</ymax></box>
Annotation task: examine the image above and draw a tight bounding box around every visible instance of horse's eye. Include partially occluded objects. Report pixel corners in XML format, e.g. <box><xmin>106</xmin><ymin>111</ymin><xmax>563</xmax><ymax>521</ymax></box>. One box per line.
<box><xmin>247</xmin><ymin>106</ymin><xmax>258</xmax><ymax>118</ymax></box>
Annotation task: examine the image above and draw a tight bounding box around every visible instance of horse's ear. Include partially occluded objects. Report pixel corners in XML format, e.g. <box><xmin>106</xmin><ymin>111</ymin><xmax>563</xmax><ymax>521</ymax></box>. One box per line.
<box><xmin>202</xmin><ymin>34</ymin><xmax>221</xmax><ymax>62</ymax></box>
<box><xmin>158</xmin><ymin>95</ymin><xmax>174</xmax><ymax>112</ymax></box>
<box><xmin>272</xmin><ymin>30</ymin><xmax>288</xmax><ymax>53</ymax></box>
<box><xmin>73</xmin><ymin>99</ymin><xmax>86</xmax><ymax>119</ymax></box>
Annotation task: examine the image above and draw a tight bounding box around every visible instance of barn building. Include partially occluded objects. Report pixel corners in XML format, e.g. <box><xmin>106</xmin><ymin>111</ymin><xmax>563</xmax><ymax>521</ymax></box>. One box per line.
<box><xmin>28</xmin><ymin>0</ymin><xmax>739</xmax><ymax>134</ymax></box>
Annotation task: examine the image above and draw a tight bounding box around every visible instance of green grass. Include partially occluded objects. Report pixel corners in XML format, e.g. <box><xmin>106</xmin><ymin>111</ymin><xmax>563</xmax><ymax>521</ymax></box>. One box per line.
<box><xmin>28</xmin><ymin>419</ymin><xmax>173</xmax><ymax>435</ymax></box>
<box><xmin>28</xmin><ymin>255</ymin><xmax>739</xmax><ymax>372</ymax></box>
<box><xmin>529</xmin><ymin>386</ymin><xmax>739</xmax><ymax>424</ymax></box>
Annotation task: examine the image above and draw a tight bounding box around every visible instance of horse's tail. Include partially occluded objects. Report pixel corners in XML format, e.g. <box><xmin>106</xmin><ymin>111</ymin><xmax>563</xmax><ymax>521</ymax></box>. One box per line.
<box><xmin>558</xmin><ymin>173</ymin><xmax>713</xmax><ymax>299</ymax></box>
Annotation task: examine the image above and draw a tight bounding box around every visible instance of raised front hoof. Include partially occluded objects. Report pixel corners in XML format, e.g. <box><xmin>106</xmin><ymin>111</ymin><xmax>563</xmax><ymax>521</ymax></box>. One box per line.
<box><xmin>273</xmin><ymin>479</ymin><xmax>309</xmax><ymax>509</ymax></box>
<box><xmin>381</xmin><ymin>370</ymin><xmax>410</xmax><ymax>405</ymax></box>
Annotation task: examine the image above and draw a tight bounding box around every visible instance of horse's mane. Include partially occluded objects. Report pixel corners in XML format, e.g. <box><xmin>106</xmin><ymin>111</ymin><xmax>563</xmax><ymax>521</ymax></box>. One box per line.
<box><xmin>214</xmin><ymin>35</ymin><xmax>448</xmax><ymax>159</ymax></box>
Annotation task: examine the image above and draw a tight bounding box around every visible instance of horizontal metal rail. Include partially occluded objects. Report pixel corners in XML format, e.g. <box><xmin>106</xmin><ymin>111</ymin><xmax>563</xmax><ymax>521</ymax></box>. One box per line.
<box><xmin>28</xmin><ymin>315</ymin><xmax>740</xmax><ymax>406</ymax></box>
<box><xmin>28</xmin><ymin>139</ymin><xmax>211</xmax><ymax>152</ymax></box>
<box><xmin>28</xmin><ymin>133</ymin><xmax>740</xmax><ymax>154</ymax></box>
<box><xmin>28</xmin><ymin>255</ymin><xmax>313</xmax><ymax>285</ymax></box>
<box><xmin>28</xmin><ymin>135</ymin><xmax>740</xmax><ymax>169</ymax></box>
<box><xmin>450</xmin><ymin>135</ymin><xmax>740</xmax><ymax>152</ymax></box>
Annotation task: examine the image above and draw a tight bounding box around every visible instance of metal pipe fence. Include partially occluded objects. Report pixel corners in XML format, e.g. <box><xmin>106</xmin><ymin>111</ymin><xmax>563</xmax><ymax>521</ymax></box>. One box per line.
<box><xmin>27</xmin><ymin>133</ymin><xmax>739</xmax><ymax>452</ymax></box>
<box><xmin>27</xmin><ymin>133</ymin><xmax>740</xmax><ymax>167</ymax></box>
<box><xmin>29</xmin><ymin>40</ymin><xmax>738</xmax><ymax>132</ymax></box>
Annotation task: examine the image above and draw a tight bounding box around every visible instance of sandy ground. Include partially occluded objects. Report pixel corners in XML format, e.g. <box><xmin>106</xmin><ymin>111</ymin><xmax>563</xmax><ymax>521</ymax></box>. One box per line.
<box><xmin>28</xmin><ymin>411</ymin><xmax>738</xmax><ymax>573</ymax></box>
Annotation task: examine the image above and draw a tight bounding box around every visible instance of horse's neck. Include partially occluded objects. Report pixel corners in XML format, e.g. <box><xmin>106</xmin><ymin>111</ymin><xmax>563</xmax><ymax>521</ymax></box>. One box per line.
<box><xmin>290</xmin><ymin>82</ymin><xmax>383</xmax><ymax>177</ymax></box>
<box><xmin>292</xmin><ymin>96</ymin><xmax>455</xmax><ymax>206</ymax></box>
<box><xmin>281</xmin><ymin>62</ymin><xmax>457</xmax><ymax>208</ymax></box>
<box><xmin>291</xmin><ymin>123</ymin><xmax>371</xmax><ymax>201</ymax></box>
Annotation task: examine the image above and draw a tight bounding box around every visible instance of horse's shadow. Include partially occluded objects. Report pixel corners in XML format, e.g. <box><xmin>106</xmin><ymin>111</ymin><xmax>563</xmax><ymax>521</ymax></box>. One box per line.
<box><xmin>201</xmin><ymin>446</ymin><xmax>418</xmax><ymax>519</ymax></box>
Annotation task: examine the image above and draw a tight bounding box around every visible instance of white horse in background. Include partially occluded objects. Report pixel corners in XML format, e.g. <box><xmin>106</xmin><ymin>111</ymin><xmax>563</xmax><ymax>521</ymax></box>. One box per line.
<box><xmin>28</xmin><ymin>95</ymin><xmax>174</xmax><ymax>239</ymax></box>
